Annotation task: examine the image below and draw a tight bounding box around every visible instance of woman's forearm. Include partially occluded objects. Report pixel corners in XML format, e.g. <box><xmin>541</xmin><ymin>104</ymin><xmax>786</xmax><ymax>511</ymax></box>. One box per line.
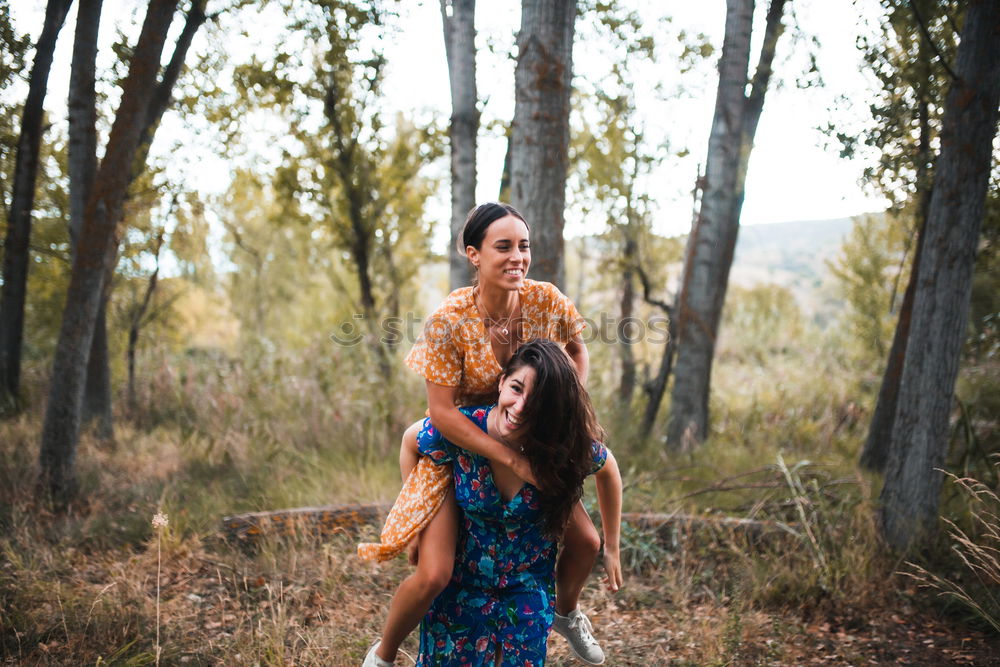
<box><xmin>425</xmin><ymin>381</ymin><xmax>536</xmax><ymax>485</ymax></box>
<box><xmin>429</xmin><ymin>402</ymin><xmax>519</xmax><ymax>468</ymax></box>
<box><xmin>565</xmin><ymin>336</ymin><xmax>589</xmax><ymax>386</ymax></box>
<box><xmin>595</xmin><ymin>450</ymin><xmax>622</xmax><ymax>549</ymax></box>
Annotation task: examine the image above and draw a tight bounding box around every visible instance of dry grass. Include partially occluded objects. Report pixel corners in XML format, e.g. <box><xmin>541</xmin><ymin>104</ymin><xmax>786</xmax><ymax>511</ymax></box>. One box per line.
<box><xmin>904</xmin><ymin>463</ymin><xmax>1000</xmax><ymax>633</ymax></box>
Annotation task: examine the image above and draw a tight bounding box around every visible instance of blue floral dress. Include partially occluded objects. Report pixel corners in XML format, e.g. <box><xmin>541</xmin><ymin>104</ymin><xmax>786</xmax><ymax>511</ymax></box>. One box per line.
<box><xmin>415</xmin><ymin>405</ymin><xmax>607</xmax><ymax>666</ymax></box>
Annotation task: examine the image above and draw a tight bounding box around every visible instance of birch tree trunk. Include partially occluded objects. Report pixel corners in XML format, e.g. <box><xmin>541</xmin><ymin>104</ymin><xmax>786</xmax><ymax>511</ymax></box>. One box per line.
<box><xmin>666</xmin><ymin>0</ymin><xmax>786</xmax><ymax>448</ymax></box>
<box><xmin>879</xmin><ymin>0</ymin><xmax>1000</xmax><ymax>552</ymax></box>
<box><xmin>39</xmin><ymin>0</ymin><xmax>179</xmax><ymax>499</ymax></box>
<box><xmin>0</xmin><ymin>0</ymin><xmax>73</xmax><ymax>411</ymax></box>
<box><xmin>509</xmin><ymin>0</ymin><xmax>576</xmax><ymax>288</ymax></box>
<box><xmin>441</xmin><ymin>0</ymin><xmax>478</xmax><ymax>290</ymax></box>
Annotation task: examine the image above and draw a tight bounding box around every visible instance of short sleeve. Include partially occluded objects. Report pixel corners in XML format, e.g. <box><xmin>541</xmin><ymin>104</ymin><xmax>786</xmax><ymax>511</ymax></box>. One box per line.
<box><xmin>416</xmin><ymin>417</ymin><xmax>454</xmax><ymax>464</ymax></box>
<box><xmin>415</xmin><ymin>406</ymin><xmax>490</xmax><ymax>464</ymax></box>
<box><xmin>588</xmin><ymin>441</ymin><xmax>608</xmax><ymax>475</ymax></box>
<box><xmin>404</xmin><ymin>306</ymin><xmax>464</xmax><ymax>387</ymax></box>
<box><xmin>523</xmin><ymin>282</ymin><xmax>586</xmax><ymax>344</ymax></box>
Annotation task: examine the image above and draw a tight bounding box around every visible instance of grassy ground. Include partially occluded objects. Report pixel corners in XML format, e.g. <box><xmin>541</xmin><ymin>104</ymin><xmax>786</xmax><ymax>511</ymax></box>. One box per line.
<box><xmin>1</xmin><ymin>346</ymin><xmax>998</xmax><ymax>665</ymax></box>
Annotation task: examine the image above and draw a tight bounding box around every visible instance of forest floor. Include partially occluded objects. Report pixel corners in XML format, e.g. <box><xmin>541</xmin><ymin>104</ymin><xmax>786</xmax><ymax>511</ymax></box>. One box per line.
<box><xmin>3</xmin><ymin>353</ymin><xmax>999</xmax><ymax>665</ymax></box>
<box><xmin>5</xmin><ymin>521</ymin><xmax>999</xmax><ymax>666</ymax></box>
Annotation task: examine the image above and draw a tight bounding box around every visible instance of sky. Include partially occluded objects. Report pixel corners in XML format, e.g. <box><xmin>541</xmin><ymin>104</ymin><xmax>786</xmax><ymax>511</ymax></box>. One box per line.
<box><xmin>10</xmin><ymin>0</ymin><xmax>888</xmax><ymax>244</ymax></box>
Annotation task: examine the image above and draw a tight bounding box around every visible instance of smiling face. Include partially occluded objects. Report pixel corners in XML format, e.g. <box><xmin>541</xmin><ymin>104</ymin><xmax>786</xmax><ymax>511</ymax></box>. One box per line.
<box><xmin>493</xmin><ymin>365</ymin><xmax>537</xmax><ymax>442</ymax></box>
<box><xmin>466</xmin><ymin>215</ymin><xmax>530</xmax><ymax>291</ymax></box>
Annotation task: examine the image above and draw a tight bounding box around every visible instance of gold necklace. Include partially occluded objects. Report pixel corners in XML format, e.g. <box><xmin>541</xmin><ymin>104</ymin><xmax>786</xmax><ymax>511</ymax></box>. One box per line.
<box><xmin>476</xmin><ymin>288</ymin><xmax>518</xmax><ymax>337</ymax></box>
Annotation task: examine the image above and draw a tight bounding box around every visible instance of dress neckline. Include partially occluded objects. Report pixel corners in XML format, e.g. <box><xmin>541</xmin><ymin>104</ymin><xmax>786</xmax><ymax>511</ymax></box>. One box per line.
<box><xmin>482</xmin><ymin>405</ymin><xmax>528</xmax><ymax>507</ymax></box>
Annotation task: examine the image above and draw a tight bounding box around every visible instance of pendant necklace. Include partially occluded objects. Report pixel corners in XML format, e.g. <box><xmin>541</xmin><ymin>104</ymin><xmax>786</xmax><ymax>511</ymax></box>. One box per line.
<box><xmin>476</xmin><ymin>288</ymin><xmax>518</xmax><ymax>337</ymax></box>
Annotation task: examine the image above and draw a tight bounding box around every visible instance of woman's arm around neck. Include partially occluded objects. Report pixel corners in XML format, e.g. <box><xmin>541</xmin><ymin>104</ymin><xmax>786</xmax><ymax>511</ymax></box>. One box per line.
<box><xmin>425</xmin><ymin>381</ymin><xmax>537</xmax><ymax>486</ymax></box>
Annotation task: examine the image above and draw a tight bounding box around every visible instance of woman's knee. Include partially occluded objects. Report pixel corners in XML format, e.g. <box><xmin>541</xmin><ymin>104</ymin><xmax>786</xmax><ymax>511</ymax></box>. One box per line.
<box><xmin>414</xmin><ymin>559</ymin><xmax>452</xmax><ymax>597</ymax></box>
<box><xmin>402</xmin><ymin>420</ymin><xmax>423</xmax><ymax>449</ymax></box>
<box><xmin>564</xmin><ymin>512</ymin><xmax>601</xmax><ymax>558</ymax></box>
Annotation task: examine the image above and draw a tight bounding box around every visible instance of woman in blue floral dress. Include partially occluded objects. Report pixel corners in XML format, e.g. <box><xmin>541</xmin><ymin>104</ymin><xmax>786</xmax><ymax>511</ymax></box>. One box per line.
<box><xmin>414</xmin><ymin>340</ymin><xmax>623</xmax><ymax>666</ymax></box>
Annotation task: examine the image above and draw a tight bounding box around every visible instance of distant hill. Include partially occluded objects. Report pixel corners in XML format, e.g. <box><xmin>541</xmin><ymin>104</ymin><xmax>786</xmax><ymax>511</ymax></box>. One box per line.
<box><xmin>729</xmin><ymin>216</ymin><xmax>865</xmax><ymax>323</ymax></box>
<box><xmin>731</xmin><ymin>216</ymin><xmax>855</xmax><ymax>286</ymax></box>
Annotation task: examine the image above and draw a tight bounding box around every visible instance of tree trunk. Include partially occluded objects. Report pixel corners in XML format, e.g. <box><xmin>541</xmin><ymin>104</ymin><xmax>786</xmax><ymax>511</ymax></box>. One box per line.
<box><xmin>632</xmin><ymin>262</ymin><xmax>675</xmax><ymax>439</ymax></box>
<box><xmin>618</xmin><ymin>234</ymin><xmax>637</xmax><ymax>404</ymax></box>
<box><xmin>0</xmin><ymin>0</ymin><xmax>73</xmax><ymax>412</ymax></box>
<box><xmin>498</xmin><ymin>129</ymin><xmax>512</xmax><ymax>202</ymax></box>
<box><xmin>860</xmin><ymin>19</ymin><xmax>936</xmax><ymax>473</ymax></box>
<box><xmin>860</xmin><ymin>221</ymin><xmax>924</xmax><ymax>471</ymax></box>
<box><xmin>509</xmin><ymin>0</ymin><xmax>576</xmax><ymax>288</ymax></box>
<box><xmin>39</xmin><ymin>0</ymin><xmax>179</xmax><ymax>500</ymax></box>
<box><xmin>879</xmin><ymin>0</ymin><xmax>1000</xmax><ymax>552</ymax></box>
<box><xmin>88</xmin><ymin>0</ymin><xmax>207</xmax><ymax>434</ymax></box>
<box><xmin>68</xmin><ymin>0</ymin><xmax>100</xmax><ymax>251</ymax></box>
<box><xmin>67</xmin><ymin>0</ymin><xmax>113</xmax><ymax>439</ymax></box>
<box><xmin>641</xmin><ymin>333</ymin><xmax>675</xmax><ymax>439</ymax></box>
<box><xmin>441</xmin><ymin>0</ymin><xmax>477</xmax><ymax>290</ymax></box>
<box><xmin>127</xmin><ymin>231</ymin><xmax>163</xmax><ymax>416</ymax></box>
<box><xmin>134</xmin><ymin>0</ymin><xmax>208</xmax><ymax>173</ymax></box>
<box><xmin>666</xmin><ymin>0</ymin><xmax>786</xmax><ymax>448</ymax></box>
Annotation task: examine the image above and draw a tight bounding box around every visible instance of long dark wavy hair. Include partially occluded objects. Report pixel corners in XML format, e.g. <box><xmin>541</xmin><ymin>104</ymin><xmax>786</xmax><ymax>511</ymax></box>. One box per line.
<box><xmin>499</xmin><ymin>339</ymin><xmax>603</xmax><ymax>539</ymax></box>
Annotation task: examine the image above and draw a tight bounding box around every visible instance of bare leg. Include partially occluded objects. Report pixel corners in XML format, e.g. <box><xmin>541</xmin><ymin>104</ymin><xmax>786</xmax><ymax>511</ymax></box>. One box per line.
<box><xmin>555</xmin><ymin>500</ymin><xmax>600</xmax><ymax>616</ymax></box>
<box><xmin>376</xmin><ymin>487</ymin><xmax>458</xmax><ymax>661</ymax></box>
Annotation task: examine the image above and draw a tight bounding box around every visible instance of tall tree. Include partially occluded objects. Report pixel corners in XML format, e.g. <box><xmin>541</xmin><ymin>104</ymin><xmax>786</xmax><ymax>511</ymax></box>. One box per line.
<box><xmin>856</xmin><ymin>0</ymin><xmax>960</xmax><ymax>471</ymax></box>
<box><xmin>73</xmin><ymin>0</ymin><xmax>209</xmax><ymax>438</ymax></box>
<box><xmin>509</xmin><ymin>0</ymin><xmax>576</xmax><ymax>288</ymax></box>
<box><xmin>66</xmin><ymin>0</ymin><xmax>111</xmax><ymax>438</ymax></box>
<box><xmin>666</xmin><ymin>0</ymin><xmax>787</xmax><ymax>448</ymax></box>
<box><xmin>879</xmin><ymin>0</ymin><xmax>1000</xmax><ymax>552</ymax></box>
<box><xmin>0</xmin><ymin>0</ymin><xmax>73</xmax><ymax>412</ymax></box>
<box><xmin>39</xmin><ymin>0</ymin><xmax>179</xmax><ymax>499</ymax></box>
<box><xmin>234</xmin><ymin>0</ymin><xmax>439</xmax><ymax>370</ymax></box>
<box><xmin>441</xmin><ymin>0</ymin><xmax>477</xmax><ymax>290</ymax></box>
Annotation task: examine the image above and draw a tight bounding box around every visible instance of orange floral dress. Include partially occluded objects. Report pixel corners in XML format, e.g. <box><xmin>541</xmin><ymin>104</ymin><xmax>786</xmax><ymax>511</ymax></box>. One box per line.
<box><xmin>357</xmin><ymin>280</ymin><xmax>585</xmax><ymax>562</ymax></box>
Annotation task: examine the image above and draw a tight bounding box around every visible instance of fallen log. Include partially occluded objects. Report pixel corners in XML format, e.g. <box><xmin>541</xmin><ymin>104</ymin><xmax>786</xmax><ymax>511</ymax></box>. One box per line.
<box><xmin>222</xmin><ymin>504</ymin><xmax>792</xmax><ymax>550</ymax></box>
<box><xmin>222</xmin><ymin>503</ymin><xmax>391</xmax><ymax>545</ymax></box>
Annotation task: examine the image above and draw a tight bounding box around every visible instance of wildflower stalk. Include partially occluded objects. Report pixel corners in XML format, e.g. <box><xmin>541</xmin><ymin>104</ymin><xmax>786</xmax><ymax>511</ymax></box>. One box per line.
<box><xmin>152</xmin><ymin>512</ymin><xmax>169</xmax><ymax>665</ymax></box>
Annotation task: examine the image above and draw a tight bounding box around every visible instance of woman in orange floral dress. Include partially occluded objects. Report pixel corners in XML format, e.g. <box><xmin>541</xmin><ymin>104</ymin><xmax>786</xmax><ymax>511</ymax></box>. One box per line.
<box><xmin>360</xmin><ymin>203</ymin><xmax>622</xmax><ymax>666</ymax></box>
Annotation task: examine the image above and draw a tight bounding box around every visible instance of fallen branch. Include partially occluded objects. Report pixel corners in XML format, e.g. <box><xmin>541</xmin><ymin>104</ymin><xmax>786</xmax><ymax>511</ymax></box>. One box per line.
<box><xmin>222</xmin><ymin>504</ymin><xmax>791</xmax><ymax>550</ymax></box>
<box><xmin>221</xmin><ymin>503</ymin><xmax>391</xmax><ymax>545</ymax></box>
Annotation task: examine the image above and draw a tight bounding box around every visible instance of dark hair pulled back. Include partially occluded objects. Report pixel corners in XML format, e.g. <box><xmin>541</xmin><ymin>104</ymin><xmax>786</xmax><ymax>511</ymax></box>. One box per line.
<box><xmin>458</xmin><ymin>202</ymin><xmax>528</xmax><ymax>256</ymax></box>
<box><xmin>501</xmin><ymin>339</ymin><xmax>603</xmax><ymax>539</ymax></box>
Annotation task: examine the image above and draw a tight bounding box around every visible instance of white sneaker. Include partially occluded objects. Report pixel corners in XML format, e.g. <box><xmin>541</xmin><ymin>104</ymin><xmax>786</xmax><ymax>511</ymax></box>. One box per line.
<box><xmin>552</xmin><ymin>608</ymin><xmax>605</xmax><ymax>665</ymax></box>
<box><xmin>362</xmin><ymin>640</ymin><xmax>394</xmax><ymax>667</ymax></box>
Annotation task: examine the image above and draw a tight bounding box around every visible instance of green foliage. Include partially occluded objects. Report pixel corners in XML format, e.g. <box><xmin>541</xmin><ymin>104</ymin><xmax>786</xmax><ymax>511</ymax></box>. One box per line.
<box><xmin>827</xmin><ymin>212</ymin><xmax>909</xmax><ymax>364</ymax></box>
<box><xmin>844</xmin><ymin>0</ymin><xmax>961</xmax><ymax>208</ymax></box>
<box><xmin>720</xmin><ymin>284</ymin><xmax>804</xmax><ymax>362</ymax></box>
<box><xmin>226</xmin><ymin>0</ymin><xmax>441</xmax><ymax>361</ymax></box>
<box><xmin>15</xmin><ymin>134</ymin><xmax>71</xmax><ymax>371</ymax></box>
<box><xmin>967</xmin><ymin>186</ymin><xmax>1000</xmax><ymax>362</ymax></box>
<box><xmin>220</xmin><ymin>168</ymin><xmax>338</xmax><ymax>351</ymax></box>
<box><xmin>0</xmin><ymin>0</ymin><xmax>31</xmax><ymax>217</ymax></box>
